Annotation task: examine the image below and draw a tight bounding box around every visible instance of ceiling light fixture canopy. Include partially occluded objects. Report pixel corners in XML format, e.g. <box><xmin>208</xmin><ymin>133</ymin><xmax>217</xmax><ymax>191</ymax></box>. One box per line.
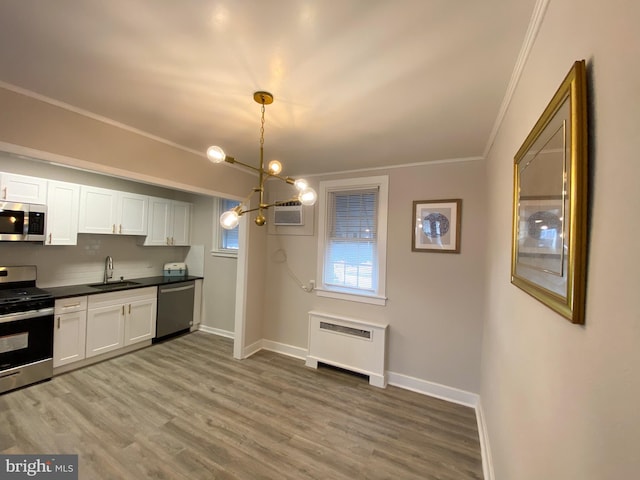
<box><xmin>207</xmin><ymin>91</ymin><xmax>317</xmax><ymax>230</ymax></box>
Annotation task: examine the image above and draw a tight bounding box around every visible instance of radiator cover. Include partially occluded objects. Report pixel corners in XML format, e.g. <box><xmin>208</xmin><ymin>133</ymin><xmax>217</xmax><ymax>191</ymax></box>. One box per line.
<box><xmin>305</xmin><ymin>311</ymin><xmax>388</xmax><ymax>388</ymax></box>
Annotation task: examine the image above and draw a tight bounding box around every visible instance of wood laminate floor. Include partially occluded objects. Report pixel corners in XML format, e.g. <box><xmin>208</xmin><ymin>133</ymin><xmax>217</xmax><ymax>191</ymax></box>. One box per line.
<box><xmin>0</xmin><ymin>332</ymin><xmax>483</xmax><ymax>479</ymax></box>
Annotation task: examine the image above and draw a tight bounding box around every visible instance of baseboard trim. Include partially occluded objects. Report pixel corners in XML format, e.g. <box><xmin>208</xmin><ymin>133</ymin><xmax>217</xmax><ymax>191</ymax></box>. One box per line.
<box><xmin>198</xmin><ymin>325</ymin><xmax>234</xmax><ymax>339</ymax></box>
<box><xmin>261</xmin><ymin>339</ymin><xmax>307</xmax><ymax>360</ymax></box>
<box><xmin>476</xmin><ymin>399</ymin><xmax>494</xmax><ymax>480</ymax></box>
<box><xmin>386</xmin><ymin>371</ymin><xmax>479</xmax><ymax>408</ymax></box>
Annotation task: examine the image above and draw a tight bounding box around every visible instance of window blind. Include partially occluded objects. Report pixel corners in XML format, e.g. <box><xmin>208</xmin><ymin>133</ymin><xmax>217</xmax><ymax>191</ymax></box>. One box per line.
<box><xmin>221</xmin><ymin>199</ymin><xmax>239</xmax><ymax>249</ymax></box>
<box><xmin>325</xmin><ymin>188</ymin><xmax>378</xmax><ymax>291</ymax></box>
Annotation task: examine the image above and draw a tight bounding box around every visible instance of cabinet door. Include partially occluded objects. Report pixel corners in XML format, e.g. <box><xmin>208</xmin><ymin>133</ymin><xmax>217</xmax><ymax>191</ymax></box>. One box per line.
<box><xmin>78</xmin><ymin>186</ymin><xmax>118</xmax><ymax>234</ymax></box>
<box><xmin>124</xmin><ymin>297</ymin><xmax>157</xmax><ymax>345</ymax></box>
<box><xmin>0</xmin><ymin>173</ymin><xmax>48</xmax><ymax>204</ymax></box>
<box><xmin>143</xmin><ymin>196</ymin><xmax>172</xmax><ymax>246</ymax></box>
<box><xmin>119</xmin><ymin>192</ymin><xmax>148</xmax><ymax>235</ymax></box>
<box><xmin>46</xmin><ymin>180</ymin><xmax>80</xmax><ymax>245</ymax></box>
<box><xmin>86</xmin><ymin>304</ymin><xmax>124</xmax><ymax>357</ymax></box>
<box><xmin>171</xmin><ymin>201</ymin><xmax>191</xmax><ymax>246</ymax></box>
<box><xmin>53</xmin><ymin>310</ymin><xmax>87</xmax><ymax>367</ymax></box>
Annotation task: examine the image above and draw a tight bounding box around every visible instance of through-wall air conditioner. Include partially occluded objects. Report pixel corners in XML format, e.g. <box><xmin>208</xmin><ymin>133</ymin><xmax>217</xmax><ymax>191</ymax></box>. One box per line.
<box><xmin>273</xmin><ymin>201</ymin><xmax>303</xmax><ymax>226</ymax></box>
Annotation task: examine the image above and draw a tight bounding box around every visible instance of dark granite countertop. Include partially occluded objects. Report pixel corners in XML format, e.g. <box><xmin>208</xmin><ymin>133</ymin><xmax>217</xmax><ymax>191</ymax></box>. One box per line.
<box><xmin>44</xmin><ymin>275</ymin><xmax>203</xmax><ymax>299</ymax></box>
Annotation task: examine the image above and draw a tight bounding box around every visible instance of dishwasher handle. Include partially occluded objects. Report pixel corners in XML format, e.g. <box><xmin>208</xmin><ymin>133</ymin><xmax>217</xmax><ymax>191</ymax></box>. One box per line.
<box><xmin>160</xmin><ymin>283</ymin><xmax>195</xmax><ymax>294</ymax></box>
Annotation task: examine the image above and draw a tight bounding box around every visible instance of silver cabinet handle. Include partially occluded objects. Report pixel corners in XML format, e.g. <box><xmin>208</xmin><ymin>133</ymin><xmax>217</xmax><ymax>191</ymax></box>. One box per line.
<box><xmin>160</xmin><ymin>284</ymin><xmax>194</xmax><ymax>293</ymax></box>
<box><xmin>0</xmin><ymin>307</ymin><xmax>54</xmax><ymax>324</ymax></box>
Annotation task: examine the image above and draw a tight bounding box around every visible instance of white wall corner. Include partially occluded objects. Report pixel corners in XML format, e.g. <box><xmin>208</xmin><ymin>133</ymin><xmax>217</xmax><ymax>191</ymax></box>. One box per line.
<box><xmin>243</xmin><ymin>339</ymin><xmax>263</xmax><ymax>359</ymax></box>
<box><xmin>197</xmin><ymin>325</ymin><xmax>234</xmax><ymax>339</ymax></box>
<box><xmin>476</xmin><ymin>398</ymin><xmax>495</xmax><ymax>480</ymax></box>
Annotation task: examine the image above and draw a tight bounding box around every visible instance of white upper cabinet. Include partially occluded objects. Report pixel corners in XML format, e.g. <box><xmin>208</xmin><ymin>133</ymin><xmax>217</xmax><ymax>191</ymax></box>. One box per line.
<box><xmin>171</xmin><ymin>200</ymin><xmax>191</xmax><ymax>246</ymax></box>
<box><xmin>143</xmin><ymin>197</ymin><xmax>172</xmax><ymax>246</ymax></box>
<box><xmin>46</xmin><ymin>180</ymin><xmax>80</xmax><ymax>245</ymax></box>
<box><xmin>118</xmin><ymin>192</ymin><xmax>148</xmax><ymax>235</ymax></box>
<box><xmin>0</xmin><ymin>172</ymin><xmax>48</xmax><ymax>204</ymax></box>
<box><xmin>78</xmin><ymin>186</ymin><xmax>148</xmax><ymax>236</ymax></box>
<box><xmin>143</xmin><ymin>197</ymin><xmax>191</xmax><ymax>246</ymax></box>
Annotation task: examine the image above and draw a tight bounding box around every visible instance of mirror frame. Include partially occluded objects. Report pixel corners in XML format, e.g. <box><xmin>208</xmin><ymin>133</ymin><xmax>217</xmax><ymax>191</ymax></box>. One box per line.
<box><xmin>511</xmin><ymin>60</ymin><xmax>588</xmax><ymax>324</ymax></box>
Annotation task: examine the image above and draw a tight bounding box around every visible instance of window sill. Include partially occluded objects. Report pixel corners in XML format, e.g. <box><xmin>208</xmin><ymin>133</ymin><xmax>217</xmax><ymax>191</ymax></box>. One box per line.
<box><xmin>210</xmin><ymin>250</ymin><xmax>238</xmax><ymax>258</ymax></box>
<box><xmin>315</xmin><ymin>288</ymin><xmax>387</xmax><ymax>306</ymax></box>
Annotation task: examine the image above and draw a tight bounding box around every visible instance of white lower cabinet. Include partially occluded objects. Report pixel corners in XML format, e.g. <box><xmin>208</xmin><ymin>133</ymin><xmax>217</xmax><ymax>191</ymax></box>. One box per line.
<box><xmin>124</xmin><ymin>297</ymin><xmax>157</xmax><ymax>346</ymax></box>
<box><xmin>86</xmin><ymin>287</ymin><xmax>157</xmax><ymax>358</ymax></box>
<box><xmin>53</xmin><ymin>296</ymin><xmax>88</xmax><ymax>368</ymax></box>
<box><xmin>86</xmin><ymin>303</ymin><xmax>125</xmax><ymax>358</ymax></box>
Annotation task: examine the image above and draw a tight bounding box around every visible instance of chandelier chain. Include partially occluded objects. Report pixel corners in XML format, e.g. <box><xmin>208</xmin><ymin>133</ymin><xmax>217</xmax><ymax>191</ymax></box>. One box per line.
<box><xmin>260</xmin><ymin>102</ymin><xmax>265</xmax><ymax>148</ymax></box>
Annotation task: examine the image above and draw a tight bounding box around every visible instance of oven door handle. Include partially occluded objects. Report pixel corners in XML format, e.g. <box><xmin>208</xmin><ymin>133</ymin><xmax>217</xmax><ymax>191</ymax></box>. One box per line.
<box><xmin>0</xmin><ymin>307</ymin><xmax>54</xmax><ymax>324</ymax></box>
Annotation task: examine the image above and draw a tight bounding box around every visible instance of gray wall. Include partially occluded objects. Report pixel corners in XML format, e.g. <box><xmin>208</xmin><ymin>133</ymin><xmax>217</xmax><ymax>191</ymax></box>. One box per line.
<box><xmin>190</xmin><ymin>195</ymin><xmax>238</xmax><ymax>334</ymax></box>
<box><xmin>481</xmin><ymin>0</ymin><xmax>640</xmax><ymax>478</ymax></box>
<box><xmin>264</xmin><ymin>160</ymin><xmax>487</xmax><ymax>394</ymax></box>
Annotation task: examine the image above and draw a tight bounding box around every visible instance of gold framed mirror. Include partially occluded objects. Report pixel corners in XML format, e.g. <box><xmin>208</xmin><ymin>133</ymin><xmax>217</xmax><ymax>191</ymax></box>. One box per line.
<box><xmin>511</xmin><ymin>60</ymin><xmax>588</xmax><ymax>324</ymax></box>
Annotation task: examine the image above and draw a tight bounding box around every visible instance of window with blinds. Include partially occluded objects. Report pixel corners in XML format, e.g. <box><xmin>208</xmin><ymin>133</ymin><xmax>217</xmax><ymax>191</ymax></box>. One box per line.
<box><xmin>220</xmin><ymin>198</ymin><xmax>239</xmax><ymax>250</ymax></box>
<box><xmin>212</xmin><ymin>197</ymin><xmax>240</xmax><ymax>256</ymax></box>
<box><xmin>325</xmin><ymin>188</ymin><xmax>378</xmax><ymax>291</ymax></box>
<box><xmin>317</xmin><ymin>175</ymin><xmax>388</xmax><ymax>305</ymax></box>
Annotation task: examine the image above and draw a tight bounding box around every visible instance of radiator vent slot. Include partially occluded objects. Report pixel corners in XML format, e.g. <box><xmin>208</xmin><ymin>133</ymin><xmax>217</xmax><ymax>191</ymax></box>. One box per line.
<box><xmin>320</xmin><ymin>321</ymin><xmax>371</xmax><ymax>339</ymax></box>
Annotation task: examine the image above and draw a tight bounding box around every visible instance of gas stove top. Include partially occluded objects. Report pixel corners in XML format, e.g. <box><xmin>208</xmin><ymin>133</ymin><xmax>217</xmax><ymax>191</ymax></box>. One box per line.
<box><xmin>0</xmin><ymin>266</ymin><xmax>54</xmax><ymax>315</ymax></box>
<box><xmin>0</xmin><ymin>286</ymin><xmax>52</xmax><ymax>302</ymax></box>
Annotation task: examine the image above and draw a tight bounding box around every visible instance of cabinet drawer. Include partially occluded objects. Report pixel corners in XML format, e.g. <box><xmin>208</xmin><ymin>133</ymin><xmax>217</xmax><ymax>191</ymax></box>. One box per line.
<box><xmin>88</xmin><ymin>287</ymin><xmax>157</xmax><ymax>309</ymax></box>
<box><xmin>54</xmin><ymin>296</ymin><xmax>88</xmax><ymax>314</ymax></box>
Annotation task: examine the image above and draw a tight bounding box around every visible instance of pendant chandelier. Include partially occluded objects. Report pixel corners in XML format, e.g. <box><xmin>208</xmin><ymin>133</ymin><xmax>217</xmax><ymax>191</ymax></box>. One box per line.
<box><xmin>207</xmin><ymin>91</ymin><xmax>317</xmax><ymax>230</ymax></box>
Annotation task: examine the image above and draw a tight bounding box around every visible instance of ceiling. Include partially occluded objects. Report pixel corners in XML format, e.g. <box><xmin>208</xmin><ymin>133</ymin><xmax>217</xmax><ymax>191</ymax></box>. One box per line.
<box><xmin>0</xmin><ymin>0</ymin><xmax>536</xmax><ymax>176</ymax></box>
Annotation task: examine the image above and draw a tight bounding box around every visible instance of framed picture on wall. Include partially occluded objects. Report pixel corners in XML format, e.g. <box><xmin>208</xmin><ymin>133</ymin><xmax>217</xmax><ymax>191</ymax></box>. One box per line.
<box><xmin>411</xmin><ymin>199</ymin><xmax>461</xmax><ymax>253</ymax></box>
<box><xmin>511</xmin><ymin>60</ymin><xmax>588</xmax><ymax>324</ymax></box>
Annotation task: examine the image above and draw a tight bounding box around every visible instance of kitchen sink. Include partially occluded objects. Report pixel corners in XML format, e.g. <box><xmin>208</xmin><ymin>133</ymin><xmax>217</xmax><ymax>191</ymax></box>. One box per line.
<box><xmin>88</xmin><ymin>280</ymin><xmax>140</xmax><ymax>291</ymax></box>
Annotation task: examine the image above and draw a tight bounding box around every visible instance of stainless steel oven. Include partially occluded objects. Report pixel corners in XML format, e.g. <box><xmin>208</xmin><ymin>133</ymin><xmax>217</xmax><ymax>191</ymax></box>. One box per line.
<box><xmin>0</xmin><ymin>266</ymin><xmax>54</xmax><ymax>394</ymax></box>
<box><xmin>0</xmin><ymin>201</ymin><xmax>47</xmax><ymax>242</ymax></box>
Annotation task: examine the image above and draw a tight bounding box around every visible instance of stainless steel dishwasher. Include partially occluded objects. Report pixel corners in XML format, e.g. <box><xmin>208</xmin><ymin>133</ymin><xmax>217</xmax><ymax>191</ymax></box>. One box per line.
<box><xmin>155</xmin><ymin>280</ymin><xmax>195</xmax><ymax>341</ymax></box>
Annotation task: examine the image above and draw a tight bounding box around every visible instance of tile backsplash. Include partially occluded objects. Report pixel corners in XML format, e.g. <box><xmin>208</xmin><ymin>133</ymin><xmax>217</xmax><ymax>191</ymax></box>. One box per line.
<box><xmin>0</xmin><ymin>234</ymin><xmax>189</xmax><ymax>287</ymax></box>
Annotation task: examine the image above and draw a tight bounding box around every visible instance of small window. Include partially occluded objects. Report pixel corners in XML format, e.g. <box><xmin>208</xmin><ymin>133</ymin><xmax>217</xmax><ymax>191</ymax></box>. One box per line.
<box><xmin>212</xmin><ymin>197</ymin><xmax>240</xmax><ymax>256</ymax></box>
<box><xmin>316</xmin><ymin>175</ymin><xmax>388</xmax><ymax>305</ymax></box>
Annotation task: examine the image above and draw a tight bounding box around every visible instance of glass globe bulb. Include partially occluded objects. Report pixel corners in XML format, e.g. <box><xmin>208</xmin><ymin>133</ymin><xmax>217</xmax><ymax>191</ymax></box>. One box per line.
<box><xmin>220</xmin><ymin>210</ymin><xmax>239</xmax><ymax>229</ymax></box>
<box><xmin>268</xmin><ymin>160</ymin><xmax>282</xmax><ymax>175</ymax></box>
<box><xmin>293</xmin><ymin>178</ymin><xmax>308</xmax><ymax>191</ymax></box>
<box><xmin>298</xmin><ymin>187</ymin><xmax>317</xmax><ymax>206</ymax></box>
<box><xmin>207</xmin><ymin>146</ymin><xmax>226</xmax><ymax>164</ymax></box>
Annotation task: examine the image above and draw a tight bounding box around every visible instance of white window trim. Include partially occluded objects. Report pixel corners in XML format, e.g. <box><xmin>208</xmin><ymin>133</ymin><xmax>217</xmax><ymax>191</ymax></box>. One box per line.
<box><xmin>211</xmin><ymin>197</ymin><xmax>239</xmax><ymax>258</ymax></box>
<box><xmin>316</xmin><ymin>175</ymin><xmax>388</xmax><ymax>306</ymax></box>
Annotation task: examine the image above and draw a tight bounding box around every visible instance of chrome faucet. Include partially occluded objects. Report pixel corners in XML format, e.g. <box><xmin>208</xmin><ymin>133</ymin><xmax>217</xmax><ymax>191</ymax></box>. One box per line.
<box><xmin>104</xmin><ymin>256</ymin><xmax>113</xmax><ymax>284</ymax></box>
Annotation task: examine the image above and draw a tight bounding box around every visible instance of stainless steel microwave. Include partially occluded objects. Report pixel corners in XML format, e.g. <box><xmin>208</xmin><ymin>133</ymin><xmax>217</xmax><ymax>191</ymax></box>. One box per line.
<box><xmin>0</xmin><ymin>202</ymin><xmax>47</xmax><ymax>242</ymax></box>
